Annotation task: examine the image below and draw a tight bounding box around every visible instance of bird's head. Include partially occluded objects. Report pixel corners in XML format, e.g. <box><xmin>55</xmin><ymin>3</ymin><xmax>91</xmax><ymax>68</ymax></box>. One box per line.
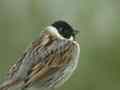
<box><xmin>47</xmin><ymin>20</ymin><xmax>79</xmax><ymax>40</ymax></box>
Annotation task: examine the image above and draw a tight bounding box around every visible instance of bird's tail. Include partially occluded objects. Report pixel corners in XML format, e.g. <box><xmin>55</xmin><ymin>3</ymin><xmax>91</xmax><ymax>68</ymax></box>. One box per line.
<box><xmin>0</xmin><ymin>79</ymin><xmax>19</xmax><ymax>90</ymax></box>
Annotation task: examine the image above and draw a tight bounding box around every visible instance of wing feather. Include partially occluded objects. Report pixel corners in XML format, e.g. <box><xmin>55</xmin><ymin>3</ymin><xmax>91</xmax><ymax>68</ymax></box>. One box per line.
<box><xmin>8</xmin><ymin>51</ymin><xmax>28</xmax><ymax>79</ymax></box>
<box><xmin>7</xmin><ymin>31</ymin><xmax>51</xmax><ymax>80</ymax></box>
<box><xmin>5</xmin><ymin>31</ymin><xmax>76</xmax><ymax>90</ymax></box>
<box><xmin>22</xmin><ymin>38</ymin><xmax>75</xmax><ymax>89</ymax></box>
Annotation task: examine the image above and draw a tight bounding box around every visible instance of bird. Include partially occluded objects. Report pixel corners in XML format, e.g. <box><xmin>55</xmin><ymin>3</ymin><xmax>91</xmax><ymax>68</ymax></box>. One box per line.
<box><xmin>0</xmin><ymin>20</ymin><xmax>80</xmax><ymax>90</ymax></box>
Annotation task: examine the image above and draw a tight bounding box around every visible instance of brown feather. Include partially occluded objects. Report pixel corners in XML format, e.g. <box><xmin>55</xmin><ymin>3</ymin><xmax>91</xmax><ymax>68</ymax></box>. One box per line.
<box><xmin>0</xmin><ymin>31</ymin><xmax>79</xmax><ymax>90</ymax></box>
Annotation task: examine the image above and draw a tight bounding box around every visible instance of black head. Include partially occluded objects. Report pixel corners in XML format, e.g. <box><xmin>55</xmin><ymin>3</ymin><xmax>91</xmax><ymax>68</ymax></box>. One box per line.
<box><xmin>52</xmin><ymin>20</ymin><xmax>76</xmax><ymax>39</ymax></box>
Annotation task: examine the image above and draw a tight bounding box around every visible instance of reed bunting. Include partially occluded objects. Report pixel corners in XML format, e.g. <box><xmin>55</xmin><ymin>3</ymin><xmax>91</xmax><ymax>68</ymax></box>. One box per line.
<box><xmin>0</xmin><ymin>20</ymin><xmax>80</xmax><ymax>90</ymax></box>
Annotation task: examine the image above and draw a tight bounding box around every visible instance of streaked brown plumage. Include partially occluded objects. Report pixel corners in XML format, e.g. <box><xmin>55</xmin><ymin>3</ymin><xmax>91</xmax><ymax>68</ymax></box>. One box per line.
<box><xmin>0</xmin><ymin>21</ymin><xmax>80</xmax><ymax>90</ymax></box>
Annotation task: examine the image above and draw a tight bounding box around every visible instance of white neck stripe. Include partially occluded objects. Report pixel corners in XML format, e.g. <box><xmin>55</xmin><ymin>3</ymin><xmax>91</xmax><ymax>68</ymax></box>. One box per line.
<box><xmin>47</xmin><ymin>26</ymin><xmax>73</xmax><ymax>41</ymax></box>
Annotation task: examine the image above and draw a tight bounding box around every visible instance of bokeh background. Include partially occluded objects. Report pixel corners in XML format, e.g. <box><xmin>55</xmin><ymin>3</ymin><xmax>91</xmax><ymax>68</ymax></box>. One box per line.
<box><xmin>0</xmin><ymin>0</ymin><xmax>120</xmax><ymax>90</ymax></box>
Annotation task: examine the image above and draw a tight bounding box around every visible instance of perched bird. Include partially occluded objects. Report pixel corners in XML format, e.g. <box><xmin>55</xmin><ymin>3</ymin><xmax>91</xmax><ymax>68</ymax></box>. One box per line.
<box><xmin>0</xmin><ymin>20</ymin><xmax>80</xmax><ymax>90</ymax></box>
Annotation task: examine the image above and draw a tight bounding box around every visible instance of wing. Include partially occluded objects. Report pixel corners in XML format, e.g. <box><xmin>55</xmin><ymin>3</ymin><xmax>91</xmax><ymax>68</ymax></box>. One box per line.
<box><xmin>7</xmin><ymin>31</ymin><xmax>51</xmax><ymax>79</ymax></box>
<box><xmin>0</xmin><ymin>31</ymin><xmax>53</xmax><ymax>90</ymax></box>
<box><xmin>8</xmin><ymin>48</ymin><xmax>30</xmax><ymax>79</ymax></box>
<box><xmin>6</xmin><ymin>31</ymin><xmax>77</xmax><ymax>89</ymax></box>
<box><xmin>21</xmin><ymin>34</ymin><xmax>76</xmax><ymax>89</ymax></box>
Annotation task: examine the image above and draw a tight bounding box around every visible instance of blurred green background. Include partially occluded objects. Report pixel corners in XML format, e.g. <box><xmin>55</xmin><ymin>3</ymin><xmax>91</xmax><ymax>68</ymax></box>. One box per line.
<box><xmin>0</xmin><ymin>0</ymin><xmax>120</xmax><ymax>90</ymax></box>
